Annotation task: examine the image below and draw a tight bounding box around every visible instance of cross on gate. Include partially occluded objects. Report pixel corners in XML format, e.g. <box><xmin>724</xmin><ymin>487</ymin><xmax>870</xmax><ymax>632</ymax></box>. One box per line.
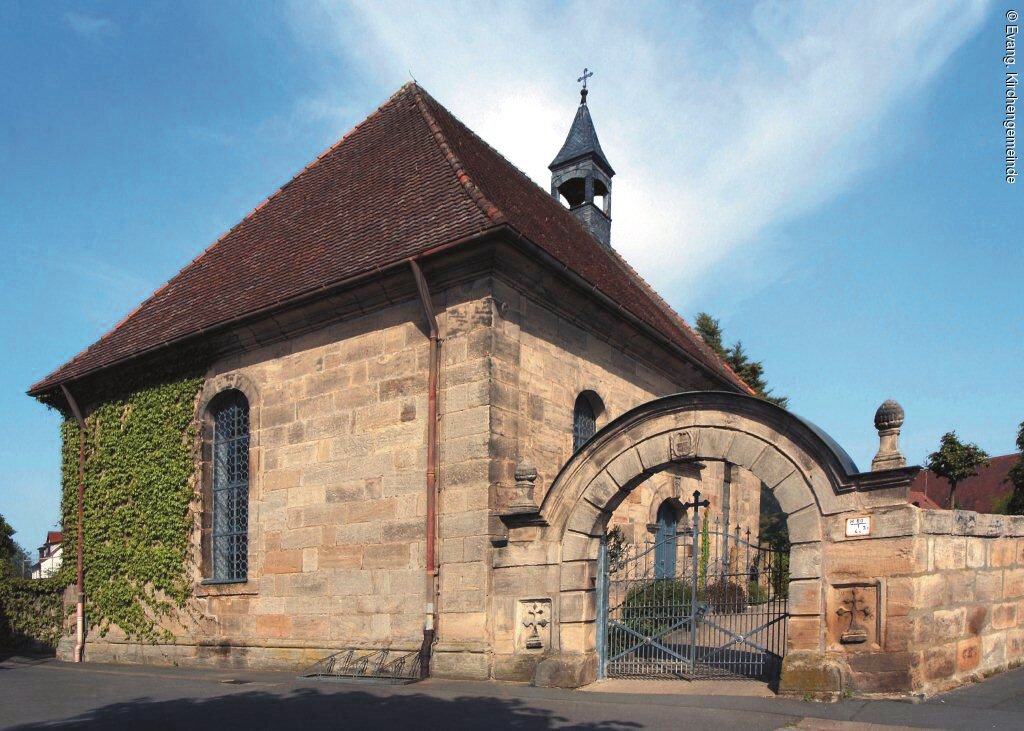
<box><xmin>577</xmin><ymin>67</ymin><xmax>593</xmax><ymax>90</ymax></box>
<box><xmin>681</xmin><ymin>489</ymin><xmax>710</xmax><ymax>515</ymax></box>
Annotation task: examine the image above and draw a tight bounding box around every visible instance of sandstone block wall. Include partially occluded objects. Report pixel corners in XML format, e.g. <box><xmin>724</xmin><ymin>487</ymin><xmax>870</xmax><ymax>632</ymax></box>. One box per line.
<box><xmin>71</xmin><ymin>279</ymin><xmax>505</xmax><ymax>670</ymax></box>
<box><xmin>819</xmin><ymin>505</ymin><xmax>1024</xmax><ymax>696</ymax></box>
<box><xmin>194</xmin><ymin>298</ymin><xmax>434</xmax><ymax>659</ymax></box>
<box><xmin>488</xmin><ymin>276</ymin><xmax>716</xmax><ymax>511</ymax></box>
<box><xmin>485</xmin><ymin>276</ymin><xmax>721</xmax><ymax>679</ymax></box>
<box><xmin>910</xmin><ymin>510</ymin><xmax>1024</xmax><ymax>694</ymax></box>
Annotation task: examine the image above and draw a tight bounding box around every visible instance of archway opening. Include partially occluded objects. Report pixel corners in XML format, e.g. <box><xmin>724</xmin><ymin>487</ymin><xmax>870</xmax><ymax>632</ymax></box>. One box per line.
<box><xmin>596</xmin><ymin>459</ymin><xmax>788</xmax><ymax>681</ymax></box>
<box><xmin>535</xmin><ymin>392</ymin><xmax>865</xmax><ymax>690</ymax></box>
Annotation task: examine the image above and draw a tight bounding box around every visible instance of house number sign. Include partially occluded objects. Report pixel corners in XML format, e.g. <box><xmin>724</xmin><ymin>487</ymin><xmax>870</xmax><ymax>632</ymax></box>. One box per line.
<box><xmin>845</xmin><ymin>516</ymin><xmax>871</xmax><ymax>537</ymax></box>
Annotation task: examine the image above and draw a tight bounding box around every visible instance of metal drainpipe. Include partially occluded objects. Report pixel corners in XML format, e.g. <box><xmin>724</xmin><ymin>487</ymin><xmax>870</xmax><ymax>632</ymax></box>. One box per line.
<box><xmin>409</xmin><ymin>259</ymin><xmax>439</xmax><ymax>678</ymax></box>
<box><xmin>59</xmin><ymin>383</ymin><xmax>87</xmax><ymax>663</ymax></box>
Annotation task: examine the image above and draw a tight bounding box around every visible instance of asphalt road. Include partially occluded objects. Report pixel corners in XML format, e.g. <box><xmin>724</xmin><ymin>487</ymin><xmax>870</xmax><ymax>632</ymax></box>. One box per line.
<box><xmin>2</xmin><ymin>654</ymin><xmax>1023</xmax><ymax>730</ymax></box>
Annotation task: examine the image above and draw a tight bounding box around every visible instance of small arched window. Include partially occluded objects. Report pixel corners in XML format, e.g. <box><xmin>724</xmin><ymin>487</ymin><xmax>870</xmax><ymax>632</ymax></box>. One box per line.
<box><xmin>210</xmin><ymin>391</ymin><xmax>250</xmax><ymax>582</ymax></box>
<box><xmin>572</xmin><ymin>392</ymin><xmax>601</xmax><ymax>453</ymax></box>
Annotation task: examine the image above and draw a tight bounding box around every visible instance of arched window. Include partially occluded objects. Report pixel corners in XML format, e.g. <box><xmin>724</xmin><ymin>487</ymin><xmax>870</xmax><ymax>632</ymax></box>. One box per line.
<box><xmin>210</xmin><ymin>391</ymin><xmax>250</xmax><ymax>582</ymax></box>
<box><xmin>654</xmin><ymin>500</ymin><xmax>681</xmax><ymax>580</ymax></box>
<box><xmin>572</xmin><ymin>392</ymin><xmax>600</xmax><ymax>453</ymax></box>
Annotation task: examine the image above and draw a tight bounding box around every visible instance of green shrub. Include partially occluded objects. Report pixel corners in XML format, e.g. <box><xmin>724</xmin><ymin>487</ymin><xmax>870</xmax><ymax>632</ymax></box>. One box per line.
<box><xmin>704</xmin><ymin>578</ymin><xmax>747</xmax><ymax>612</ymax></box>
<box><xmin>619</xmin><ymin>579</ymin><xmax>700</xmax><ymax>637</ymax></box>
<box><xmin>747</xmin><ymin>581</ymin><xmax>769</xmax><ymax>605</ymax></box>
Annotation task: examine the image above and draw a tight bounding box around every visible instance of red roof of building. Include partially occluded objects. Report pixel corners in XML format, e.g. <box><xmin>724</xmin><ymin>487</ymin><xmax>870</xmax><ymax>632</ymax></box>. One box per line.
<box><xmin>910</xmin><ymin>454</ymin><xmax>1020</xmax><ymax>512</ymax></box>
<box><xmin>29</xmin><ymin>84</ymin><xmax>749</xmax><ymax>397</ymax></box>
<box><xmin>45</xmin><ymin>531</ymin><xmax>62</xmax><ymax>545</ymax></box>
<box><xmin>907</xmin><ymin>490</ymin><xmax>943</xmax><ymax>510</ymax></box>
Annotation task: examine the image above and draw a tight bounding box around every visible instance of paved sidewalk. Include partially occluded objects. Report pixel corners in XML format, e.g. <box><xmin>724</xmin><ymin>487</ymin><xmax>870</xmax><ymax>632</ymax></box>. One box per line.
<box><xmin>1</xmin><ymin>654</ymin><xmax>1023</xmax><ymax>730</ymax></box>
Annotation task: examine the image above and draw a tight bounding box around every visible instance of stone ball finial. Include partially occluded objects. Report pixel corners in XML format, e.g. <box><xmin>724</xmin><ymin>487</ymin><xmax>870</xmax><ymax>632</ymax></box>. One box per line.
<box><xmin>871</xmin><ymin>399</ymin><xmax>906</xmax><ymax>471</ymax></box>
<box><xmin>874</xmin><ymin>400</ymin><xmax>904</xmax><ymax>431</ymax></box>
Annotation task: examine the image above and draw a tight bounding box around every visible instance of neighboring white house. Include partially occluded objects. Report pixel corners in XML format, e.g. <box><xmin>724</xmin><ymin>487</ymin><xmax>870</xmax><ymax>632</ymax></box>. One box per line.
<box><xmin>30</xmin><ymin>531</ymin><xmax>62</xmax><ymax>579</ymax></box>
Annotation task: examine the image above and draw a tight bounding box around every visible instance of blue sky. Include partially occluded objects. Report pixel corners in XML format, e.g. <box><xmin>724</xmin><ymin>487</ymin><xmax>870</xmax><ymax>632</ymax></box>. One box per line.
<box><xmin>0</xmin><ymin>1</ymin><xmax>1020</xmax><ymax>549</ymax></box>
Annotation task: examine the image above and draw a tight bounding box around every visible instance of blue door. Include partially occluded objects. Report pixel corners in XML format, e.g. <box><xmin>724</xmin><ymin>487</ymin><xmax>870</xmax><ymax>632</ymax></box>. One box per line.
<box><xmin>654</xmin><ymin>502</ymin><xmax>678</xmax><ymax>579</ymax></box>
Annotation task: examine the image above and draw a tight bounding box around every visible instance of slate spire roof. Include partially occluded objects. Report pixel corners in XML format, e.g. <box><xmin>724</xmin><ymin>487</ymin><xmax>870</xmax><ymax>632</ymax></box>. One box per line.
<box><xmin>30</xmin><ymin>83</ymin><xmax>748</xmax><ymax>396</ymax></box>
<box><xmin>549</xmin><ymin>90</ymin><xmax>614</xmax><ymax>175</ymax></box>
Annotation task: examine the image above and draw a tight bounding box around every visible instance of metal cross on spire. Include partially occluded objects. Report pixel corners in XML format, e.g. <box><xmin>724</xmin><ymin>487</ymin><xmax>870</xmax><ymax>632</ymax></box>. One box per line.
<box><xmin>577</xmin><ymin>67</ymin><xmax>593</xmax><ymax>104</ymax></box>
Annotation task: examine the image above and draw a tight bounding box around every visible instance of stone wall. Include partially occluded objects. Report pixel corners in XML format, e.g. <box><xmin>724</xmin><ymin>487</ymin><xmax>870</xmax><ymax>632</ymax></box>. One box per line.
<box><xmin>814</xmin><ymin>504</ymin><xmax>1024</xmax><ymax>696</ymax></box>
<box><xmin>69</xmin><ymin>277</ymin><xmax>503</xmax><ymax>670</ymax></box>
<box><xmin>484</xmin><ymin>276</ymin><xmax>720</xmax><ymax>679</ymax></box>
<box><xmin>488</xmin><ymin>276</ymin><xmax>716</xmax><ymax>511</ymax></box>
<box><xmin>908</xmin><ymin>509</ymin><xmax>1024</xmax><ymax>694</ymax></box>
<box><xmin>68</xmin><ymin>268</ymin><xmax>725</xmax><ymax>678</ymax></box>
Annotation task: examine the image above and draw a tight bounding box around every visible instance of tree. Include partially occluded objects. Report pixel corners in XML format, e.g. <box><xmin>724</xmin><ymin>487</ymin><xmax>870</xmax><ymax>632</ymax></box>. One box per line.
<box><xmin>1005</xmin><ymin>421</ymin><xmax>1024</xmax><ymax>515</ymax></box>
<box><xmin>695</xmin><ymin>313</ymin><xmax>789</xmax><ymax>408</ymax></box>
<box><xmin>759</xmin><ymin>484</ymin><xmax>790</xmax><ymax>553</ymax></box>
<box><xmin>926</xmin><ymin>432</ymin><xmax>990</xmax><ymax>510</ymax></box>
<box><xmin>0</xmin><ymin>514</ymin><xmax>31</xmax><ymax>578</ymax></box>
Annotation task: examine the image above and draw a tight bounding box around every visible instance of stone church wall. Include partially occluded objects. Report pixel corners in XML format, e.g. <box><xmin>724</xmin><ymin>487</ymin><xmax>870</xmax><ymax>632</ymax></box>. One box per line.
<box><xmin>483</xmin><ymin>276</ymin><xmax>725</xmax><ymax>679</ymax></box>
<box><xmin>487</xmin><ymin>276</ymin><xmax>717</xmax><ymax>509</ymax></box>
<box><xmin>70</xmin><ymin>277</ymin><xmax>504</xmax><ymax>670</ymax></box>
<box><xmin>64</xmin><ymin>269</ymin><xmax>747</xmax><ymax>680</ymax></box>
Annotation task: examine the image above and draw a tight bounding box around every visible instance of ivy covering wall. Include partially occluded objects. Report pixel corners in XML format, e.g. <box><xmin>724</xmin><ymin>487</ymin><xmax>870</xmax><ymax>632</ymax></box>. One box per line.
<box><xmin>56</xmin><ymin>375</ymin><xmax>204</xmax><ymax>642</ymax></box>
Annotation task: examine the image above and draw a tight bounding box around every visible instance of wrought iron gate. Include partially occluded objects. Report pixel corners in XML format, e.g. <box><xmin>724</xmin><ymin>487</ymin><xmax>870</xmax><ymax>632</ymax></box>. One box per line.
<box><xmin>597</xmin><ymin>490</ymin><xmax>788</xmax><ymax>681</ymax></box>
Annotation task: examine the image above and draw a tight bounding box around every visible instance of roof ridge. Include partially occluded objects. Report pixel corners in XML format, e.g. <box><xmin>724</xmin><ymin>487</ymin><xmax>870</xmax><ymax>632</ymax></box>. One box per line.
<box><xmin>32</xmin><ymin>88</ymin><xmax>418</xmax><ymax>387</ymax></box>
<box><xmin>410</xmin><ymin>88</ymin><xmax>561</xmax><ymax>231</ymax></box>
<box><xmin>410</xmin><ymin>85</ymin><xmax>505</xmax><ymax>225</ymax></box>
<box><xmin>409</xmin><ymin>89</ymin><xmax>749</xmax><ymax>393</ymax></box>
<box><xmin>604</xmin><ymin>247</ymin><xmax>754</xmax><ymax>394</ymax></box>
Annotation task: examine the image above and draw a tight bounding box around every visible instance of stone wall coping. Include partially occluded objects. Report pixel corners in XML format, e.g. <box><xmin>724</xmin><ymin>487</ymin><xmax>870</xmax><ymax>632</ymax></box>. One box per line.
<box><xmin>920</xmin><ymin>509</ymin><xmax>1024</xmax><ymax>537</ymax></box>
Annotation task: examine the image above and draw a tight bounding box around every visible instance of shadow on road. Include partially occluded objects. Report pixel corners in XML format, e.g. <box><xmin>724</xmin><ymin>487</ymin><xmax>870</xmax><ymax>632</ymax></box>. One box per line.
<box><xmin>7</xmin><ymin>683</ymin><xmax>645</xmax><ymax>731</ymax></box>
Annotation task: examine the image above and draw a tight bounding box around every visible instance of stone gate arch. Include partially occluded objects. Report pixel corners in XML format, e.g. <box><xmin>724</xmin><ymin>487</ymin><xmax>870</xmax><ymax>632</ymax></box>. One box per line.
<box><xmin>509</xmin><ymin>391</ymin><xmax>913</xmax><ymax>690</ymax></box>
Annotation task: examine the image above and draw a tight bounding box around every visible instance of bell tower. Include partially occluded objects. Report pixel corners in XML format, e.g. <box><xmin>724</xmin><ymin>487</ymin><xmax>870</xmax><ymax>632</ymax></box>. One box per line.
<box><xmin>549</xmin><ymin>68</ymin><xmax>615</xmax><ymax>247</ymax></box>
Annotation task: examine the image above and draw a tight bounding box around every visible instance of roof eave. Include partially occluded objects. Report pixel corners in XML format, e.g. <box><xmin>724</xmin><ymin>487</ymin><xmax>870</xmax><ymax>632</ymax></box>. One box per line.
<box><xmin>28</xmin><ymin>221</ymin><xmax>744</xmax><ymax>401</ymax></box>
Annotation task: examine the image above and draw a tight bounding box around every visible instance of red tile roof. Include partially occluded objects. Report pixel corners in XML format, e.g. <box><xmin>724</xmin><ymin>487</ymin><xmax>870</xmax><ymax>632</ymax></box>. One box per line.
<box><xmin>30</xmin><ymin>84</ymin><xmax>748</xmax><ymax>396</ymax></box>
<box><xmin>910</xmin><ymin>453</ymin><xmax>1020</xmax><ymax>512</ymax></box>
<box><xmin>45</xmin><ymin>531</ymin><xmax>62</xmax><ymax>545</ymax></box>
<box><xmin>908</xmin><ymin>490</ymin><xmax>943</xmax><ymax>510</ymax></box>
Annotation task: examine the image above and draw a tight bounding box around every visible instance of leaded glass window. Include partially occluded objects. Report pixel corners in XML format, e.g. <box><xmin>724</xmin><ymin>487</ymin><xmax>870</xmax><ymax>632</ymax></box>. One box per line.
<box><xmin>572</xmin><ymin>393</ymin><xmax>597</xmax><ymax>453</ymax></box>
<box><xmin>212</xmin><ymin>392</ymin><xmax>249</xmax><ymax>582</ymax></box>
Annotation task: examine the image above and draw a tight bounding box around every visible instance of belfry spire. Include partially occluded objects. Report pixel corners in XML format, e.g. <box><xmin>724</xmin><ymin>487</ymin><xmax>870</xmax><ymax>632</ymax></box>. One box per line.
<box><xmin>550</xmin><ymin>69</ymin><xmax>615</xmax><ymax>247</ymax></box>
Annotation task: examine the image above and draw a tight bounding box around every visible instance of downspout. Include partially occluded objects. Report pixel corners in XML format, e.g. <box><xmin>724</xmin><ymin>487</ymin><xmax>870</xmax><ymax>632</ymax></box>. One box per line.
<box><xmin>59</xmin><ymin>383</ymin><xmax>86</xmax><ymax>663</ymax></box>
<box><xmin>409</xmin><ymin>259</ymin><xmax>439</xmax><ymax>678</ymax></box>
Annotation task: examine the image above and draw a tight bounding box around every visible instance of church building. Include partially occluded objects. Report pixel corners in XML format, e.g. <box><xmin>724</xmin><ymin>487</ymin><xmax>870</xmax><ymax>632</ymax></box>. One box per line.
<box><xmin>28</xmin><ymin>82</ymin><xmax>781</xmax><ymax>680</ymax></box>
<box><xmin>31</xmin><ymin>81</ymin><xmax>1024</xmax><ymax>699</ymax></box>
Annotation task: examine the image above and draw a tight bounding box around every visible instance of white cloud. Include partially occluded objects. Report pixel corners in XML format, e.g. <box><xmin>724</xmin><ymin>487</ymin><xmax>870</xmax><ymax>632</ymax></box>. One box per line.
<box><xmin>62</xmin><ymin>11</ymin><xmax>119</xmax><ymax>41</ymax></box>
<box><xmin>286</xmin><ymin>0</ymin><xmax>987</xmax><ymax>305</ymax></box>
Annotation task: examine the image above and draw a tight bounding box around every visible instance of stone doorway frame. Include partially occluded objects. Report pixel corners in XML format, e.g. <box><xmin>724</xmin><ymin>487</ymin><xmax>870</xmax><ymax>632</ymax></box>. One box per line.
<box><xmin>513</xmin><ymin>392</ymin><xmax>915</xmax><ymax>690</ymax></box>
